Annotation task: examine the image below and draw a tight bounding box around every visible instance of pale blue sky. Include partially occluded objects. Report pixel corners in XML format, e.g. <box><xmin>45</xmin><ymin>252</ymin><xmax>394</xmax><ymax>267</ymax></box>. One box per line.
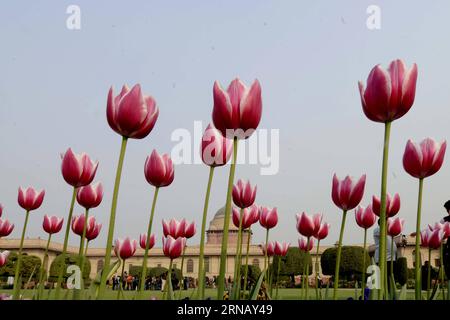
<box><xmin>1</xmin><ymin>1</ymin><xmax>450</xmax><ymax>249</ymax></box>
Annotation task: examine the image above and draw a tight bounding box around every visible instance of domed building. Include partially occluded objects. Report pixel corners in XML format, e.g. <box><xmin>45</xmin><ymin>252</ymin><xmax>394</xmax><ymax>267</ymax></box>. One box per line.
<box><xmin>206</xmin><ymin>206</ymin><xmax>251</xmax><ymax>245</ymax></box>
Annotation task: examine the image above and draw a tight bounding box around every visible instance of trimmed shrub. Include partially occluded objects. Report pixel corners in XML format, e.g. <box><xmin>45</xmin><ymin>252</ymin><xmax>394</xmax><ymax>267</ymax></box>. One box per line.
<box><xmin>0</xmin><ymin>252</ymin><xmax>41</xmax><ymax>282</ymax></box>
<box><xmin>239</xmin><ymin>264</ymin><xmax>261</xmax><ymax>286</ymax></box>
<box><xmin>394</xmin><ymin>257</ymin><xmax>408</xmax><ymax>286</ymax></box>
<box><xmin>48</xmin><ymin>254</ymin><xmax>91</xmax><ymax>284</ymax></box>
<box><xmin>321</xmin><ymin>246</ymin><xmax>370</xmax><ymax>281</ymax></box>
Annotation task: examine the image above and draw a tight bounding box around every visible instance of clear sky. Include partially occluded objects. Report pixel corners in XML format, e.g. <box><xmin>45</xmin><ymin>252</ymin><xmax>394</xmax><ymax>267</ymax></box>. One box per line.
<box><xmin>1</xmin><ymin>1</ymin><xmax>450</xmax><ymax>250</ymax></box>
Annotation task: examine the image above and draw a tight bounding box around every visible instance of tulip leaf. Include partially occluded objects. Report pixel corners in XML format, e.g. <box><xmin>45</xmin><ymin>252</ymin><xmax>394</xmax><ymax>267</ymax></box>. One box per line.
<box><xmin>324</xmin><ymin>281</ymin><xmax>330</xmax><ymax>300</ymax></box>
<box><xmin>249</xmin><ymin>269</ymin><xmax>266</xmax><ymax>300</ymax></box>
<box><xmin>389</xmin><ymin>274</ymin><xmax>396</xmax><ymax>300</ymax></box>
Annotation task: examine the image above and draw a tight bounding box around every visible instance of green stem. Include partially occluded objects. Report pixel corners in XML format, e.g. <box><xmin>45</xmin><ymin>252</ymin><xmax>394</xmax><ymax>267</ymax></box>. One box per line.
<box><xmin>177</xmin><ymin>245</ymin><xmax>187</xmax><ymax>299</ymax></box>
<box><xmin>264</xmin><ymin>228</ymin><xmax>269</xmax><ymax>282</ymax></box>
<box><xmin>12</xmin><ymin>210</ymin><xmax>30</xmax><ymax>300</ymax></box>
<box><xmin>378</xmin><ymin>121</ymin><xmax>391</xmax><ymax>300</ymax></box>
<box><xmin>242</xmin><ymin>227</ymin><xmax>252</xmax><ymax>296</ymax></box>
<box><xmin>275</xmin><ymin>256</ymin><xmax>281</xmax><ymax>300</ymax></box>
<box><xmin>98</xmin><ymin>136</ymin><xmax>128</xmax><ymax>299</ymax></box>
<box><xmin>138</xmin><ymin>186</ymin><xmax>160</xmax><ymax>297</ymax></box>
<box><xmin>427</xmin><ymin>248</ymin><xmax>431</xmax><ymax>299</ymax></box>
<box><xmin>167</xmin><ymin>259</ymin><xmax>174</xmax><ymax>300</ymax></box>
<box><xmin>305</xmin><ymin>237</ymin><xmax>310</xmax><ymax>300</ymax></box>
<box><xmin>390</xmin><ymin>236</ymin><xmax>395</xmax><ymax>299</ymax></box>
<box><xmin>55</xmin><ymin>187</ymin><xmax>77</xmax><ymax>299</ymax></box>
<box><xmin>37</xmin><ymin>234</ymin><xmax>52</xmax><ymax>300</ymax></box>
<box><xmin>233</xmin><ymin>208</ymin><xmax>244</xmax><ymax>300</ymax></box>
<box><xmin>74</xmin><ymin>208</ymin><xmax>90</xmax><ymax>300</ymax></box>
<box><xmin>117</xmin><ymin>259</ymin><xmax>126</xmax><ymax>300</ymax></box>
<box><xmin>84</xmin><ymin>241</ymin><xmax>89</xmax><ymax>257</ymax></box>
<box><xmin>197</xmin><ymin>166</ymin><xmax>215</xmax><ymax>300</ymax></box>
<box><xmin>362</xmin><ymin>229</ymin><xmax>367</xmax><ymax>300</ymax></box>
<box><xmin>315</xmin><ymin>239</ymin><xmax>320</xmax><ymax>300</ymax></box>
<box><xmin>217</xmin><ymin>137</ymin><xmax>239</xmax><ymax>300</ymax></box>
<box><xmin>333</xmin><ymin>210</ymin><xmax>347</xmax><ymax>300</ymax></box>
<box><xmin>414</xmin><ymin>178</ymin><xmax>424</xmax><ymax>300</ymax></box>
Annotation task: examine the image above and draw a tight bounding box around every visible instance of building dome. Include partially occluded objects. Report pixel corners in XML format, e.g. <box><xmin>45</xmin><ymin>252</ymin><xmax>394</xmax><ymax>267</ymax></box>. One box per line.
<box><xmin>208</xmin><ymin>206</ymin><xmax>239</xmax><ymax>231</ymax></box>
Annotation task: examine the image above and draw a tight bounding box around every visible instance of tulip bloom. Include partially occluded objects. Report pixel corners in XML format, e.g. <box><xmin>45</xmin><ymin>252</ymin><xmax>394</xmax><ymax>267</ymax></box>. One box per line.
<box><xmin>18</xmin><ymin>187</ymin><xmax>45</xmax><ymax>212</ymax></box>
<box><xmin>387</xmin><ymin>217</ymin><xmax>404</xmax><ymax>237</ymax></box>
<box><xmin>85</xmin><ymin>220</ymin><xmax>102</xmax><ymax>242</ymax></box>
<box><xmin>331</xmin><ymin>173</ymin><xmax>365</xmax><ymax>299</ymax></box>
<box><xmin>138</xmin><ymin>151</ymin><xmax>174</xmax><ymax>295</ymax></box>
<box><xmin>0</xmin><ymin>219</ymin><xmax>14</xmax><ymax>238</ymax></box>
<box><xmin>355</xmin><ymin>206</ymin><xmax>377</xmax><ymax>230</ymax></box>
<box><xmin>260</xmin><ymin>242</ymin><xmax>275</xmax><ymax>257</ymax></box>
<box><xmin>298</xmin><ymin>236</ymin><xmax>314</xmax><ymax>252</ymax></box>
<box><xmin>212</xmin><ymin>78</ymin><xmax>262</xmax><ymax>139</ymax></box>
<box><xmin>232</xmin><ymin>179</ymin><xmax>257</xmax><ymax>209</ymax></box>
<box><xmin>0</xmin><ymin>204</ymin><xmax>3</xmax><ymax>218</ymax></box>
<box><xmin>71</xmin><ymin>214</ymin><xmax>95</xmax><ymax>237</ymax></box>
<box><xmin>214</xmin><ymin>78</ymin><xmax>263</xmax><ymax>299</ymax></box>
<box><xmin>403</xmin><ymin>138</ymin><xmax>447</xmax><ymax>179</ymax></box>
<box><xmin>43</xmin><ymin>215</ymin><xmax>64</xmax><ymax>235</ymax></box>
<box><xmin>107</xmin><ymin>84</ymin><xmax>159</xmax><ymax>139</ymax></box>
<box><xmin>139</xmin><ymin>233</ymin><xmax>156</xmax><ymax>250</ymax></box>
<box><xmin>114</xmin><ymin>237</ymin><xmax>137</xmax><ymax>260</ymax></box>
<box><xmin>274</xmin><ymin>242</ymin><xmax>290</xmax><ymax>256</ymax></box>
<box><xmin>402</xmin><ymin>138</ymin><xmax>446</xmax><ymax>299</ymax></box>
<box><xmin>372</xmin><ymin>193</ymin><xmax>400</xmax><ymax>218</ymax></box>
<box><xmin>0</xmin><ymin>251</ymin><xmax>9</xmax><ymax>267</ymax></box>
<box><xmin>13</xmin><ymin>186</ymin><xmax>45</xmax><ymax>299</ymax></box>
<box><xmin>144</xmin><ymin>150</ymin><xmax>175</xmax><ymax>188</ymax></box>
<box><xmin>296</xmin><ymin>212</ymin><xmax>321</xmax><ymax>238</ymax></box>
<box><xmin>259</xmin><ymin>207</ymin><xmax>278</xmax><ymax>229</ymax></box>
<box><xmin>358</xmin><ymin>59</ymin><xmax>418</xmax><ymax>123</ymax></box>
<box><xmin>200</xmin><ymin>124</ymin><xmax>233</xmax><ymax>167</ymax></box>
<box><xmin>61</xmin><ymin>149</ymin><xmax>99</xmax><ymax>188</ymax></box>
<box><xmin>162</xmin><ymin>219</ymin><xmax>187</xmax><ymax>239</ymax></box>
<box><xmin>76</xmin><ymin>182</ymin><xmax>104</xmax><ymax>209</ymax></box>
<box><xmin>420</xmin><ymin>229</ymin><xmax>430</xmax><ymax>247</ymax></box>
<box><xmin>427</xmin><ymin>229</ymin><xmax>444</xmax><ymax>250</ymax></box>
<box><xmin>162</xmin><ymin>235</ymin><xmax>186</xmax><ymax>260</ymax></box>
<box><xmin>232</xmin><ymin>205</ymin><xmax>259</xmax><ymax>230</ymax></box>
<box><xmin>197</xmin><ymin>124</ymin><xmax>232</xmax><ymax>299</ymax></box>
<box><xmin>315</xmin><ymin>222</ymin><xmax>330</xmax><ymax>240</ymax></box>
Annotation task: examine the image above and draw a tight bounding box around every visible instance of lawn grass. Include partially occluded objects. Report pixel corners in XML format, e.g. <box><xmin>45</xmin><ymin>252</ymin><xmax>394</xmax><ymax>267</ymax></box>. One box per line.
<box><xmin>0</xmin><ymin>287</ymin><xmax>420</xmax><ymax>300</ymax></box>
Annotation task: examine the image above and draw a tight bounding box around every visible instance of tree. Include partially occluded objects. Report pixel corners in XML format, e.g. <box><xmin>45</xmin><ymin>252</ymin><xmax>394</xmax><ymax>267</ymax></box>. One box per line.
<box><xmin>321</xmin><ymin>246</ymin><xmax>370</xmax><ymax>281</ymax></box>
<box><xmin>0</xmin><ymin>252</ymin><xmax>41</xmax><ymax>282</ymax></box>
<box><xmin>240</xmin><ymin>264</ymin><xmax>261</xmax><ymax>286</ymax></box>
<box><xmin>48</xmin><ymin>254</ymin><xmax>91</xmax><ymax>284</ymax></box>
<box><xmin>270</xmin><ymin>248</ymin><xmax>312</xmax><ymax>282</ymax></box>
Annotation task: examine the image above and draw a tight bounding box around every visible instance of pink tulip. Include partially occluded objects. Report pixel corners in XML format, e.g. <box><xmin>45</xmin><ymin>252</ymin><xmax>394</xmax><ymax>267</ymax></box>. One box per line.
<box><xmin>355</xmin><ymin>205</ymin><xmax>377</xmax><ymax>229</ymax></box>
<box><xmin>0</xmin><ymin>204</ymin><xmax>3</xmax><ymax>218</ymax></box>
<box><xmin>61</xmin><ymin>148</ymin><xmax>99</xmax><ymax>188</ymax></box>
<box><xmin>139</xmin><ymin>233</ymin><xmax>156</xmax><ymax>250</ymax></box>
<box><xmin>114</xmin><ymin>237</ymin><xmax>138</xmax><ymax>260</ymax></box>
<box><xmin>274</xmin><ymin>241</ymin><xmax>290</xmax><ymax>256</ymax></box>
<box><xmin>298</xmin><ymin>236</ymin><xmax>314</xmax><ymax>252</ymax></box>
<box><xmin>358</xmin><ymin>59</ymin><xmax>418</xmax><ymax>123</ymax></box>
<box><xmin>259</xmin><ymin>207</ymin><xmax>278</xmax><ymax>229</ymax></box>
<box><xmin>86</xmin><ymin>219</ymin><xmax>102</xmax><ymax>241</ymax></box>
<box><xmin>43</xmin><ymin>215</ymin><xmax>64</xmax><ymax>234</ymax></box>
<box><xmin>387</xmin><ymin>217</ymin><xmax>405</xmax><ymax>237</ymax></box>
<box><xmin>429</xmin><ymin>222</ymin><xmax>450</xmax><ymax>240</ymax></box>
<box><xmin>232</xmin><ymin>179</ymin><xmax>257</xmax><ymax>209</ymax></box>
<box><xmin>402</xmin><ymin>138</ymin><xmax>447</xmax><ymax>179</ymax></box>
<box><xmin>427</xmin><ymin>229</ymin><xmax>444</xmax><ymax>249</ymax></box>
<box><xmin>420</xmin><ymin>229</ymin><xmax>430</xmax><ymax>247</ymax></box>
<box><xmin>296</xmin><ymin>212</ymin><xmax>321</xmax><ymax>238</ymax></box>
<box><xmin>18</xmin><ymin>186</ymin><xmax>45</xmax><ymax>211</ymax></box>
<box><xmin>107</xmin><ymin>84</ymin><xmax>159</xmax><ymax>139</ymax></box>
<box><xmin>184</xmin><ymin>221</ymin><xmax>196</xmax><ymax>239</ymax></box>
<box><xmin>0</xmin><ymin>219</ymin><xmax>14</xmax><ymax>238</ymax></box>
<box><xmin>372</xmin><ymin>193</ymin><xmax>401</xmax><ymax>218</ymax></box>
<box><xmin>162</xmin><ymin>219</ymin><xmax>187</xmax><ymax>239</ymax></box>
<box><xmin>212</xmin><ymin>78</ymin><xmax>262</xmax><ymax>139</ymax></box>
<box><xmin>144</xmin><ymin>150</ymin><xmax>175</xmax><ymax>188</ymax></box>
<box><xmin>71</xmin><ymin>214</ymin><xmax>95</xmax><ymax>236</ymax></box>
<box><xmin>260</xmin><ymin>242</ymin><xmax>275</xmax><ymax>257</ymax></box>
<box><xmin>232</xmin><ymin>205</ymin><xmax>259</xmax><ymax>230</ymax></box>
<box><xmin>200</xmin><ymin>124</ymin><xmax>233</xmax><ymax>167</ymax></box>
<box><xmin>315</xmin><ymin>222</ymin><xmax>330</xmax><ymax>240</ymax></box>
<box><xmin>76</xmin><ymin>182</ymin><xmax>104</xmax><ymax>209</ymax></box>
<box><xmin>331</xmin><ymin>174</ymin><xmax>366</xmax><ymax>211</ymax></box>
<box><xmin>0</xmin><ymin>251</ymin><xmax>9</xmax><ymax>267</ymax></box>
<box><xmin>162</xmin><ymin>235</ymin><xmax>186</xmax><ymax>260</ymax></box>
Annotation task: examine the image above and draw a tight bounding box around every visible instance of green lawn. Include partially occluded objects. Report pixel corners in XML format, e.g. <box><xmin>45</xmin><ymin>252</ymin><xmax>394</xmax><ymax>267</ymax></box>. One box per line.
<box><xmin>0</xmin><ymin>287</ymin><xmax>422</xmax><ymax>300</ymax></box>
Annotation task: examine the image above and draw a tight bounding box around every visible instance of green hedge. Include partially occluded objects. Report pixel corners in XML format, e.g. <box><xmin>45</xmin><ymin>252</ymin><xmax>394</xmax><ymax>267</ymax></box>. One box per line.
<box><xmin>270</xmin><ymin>248</ymin><xmax>312</xmax><ymax>282</ymax></box>
<box><xmin>239</xmin><ymin>264</ymin><xmax>261</xmax><ymax>286</ymax></box>
<box><xmin>320</xmin><ymin>246</ymin><xmax>370</xmax><ymax>281</ymax></box>
<box><xmin>394</xmin><ymin>257</ymin><xmax>408</xmax><ymax>286</ymax></box>
<box><xmin>0</xmin><ymin>252</ymin><xmax>41</xmax><ymax>282</ymax></box>
<box><xmin>128</xmin><ymin>266</ymin><xmax>183</xmax><ymax>281</ymax></box>
<box><xmin>48</xmin><ymin>254</ymin><xmax>91</xmax><ymax>283</ymax></box>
